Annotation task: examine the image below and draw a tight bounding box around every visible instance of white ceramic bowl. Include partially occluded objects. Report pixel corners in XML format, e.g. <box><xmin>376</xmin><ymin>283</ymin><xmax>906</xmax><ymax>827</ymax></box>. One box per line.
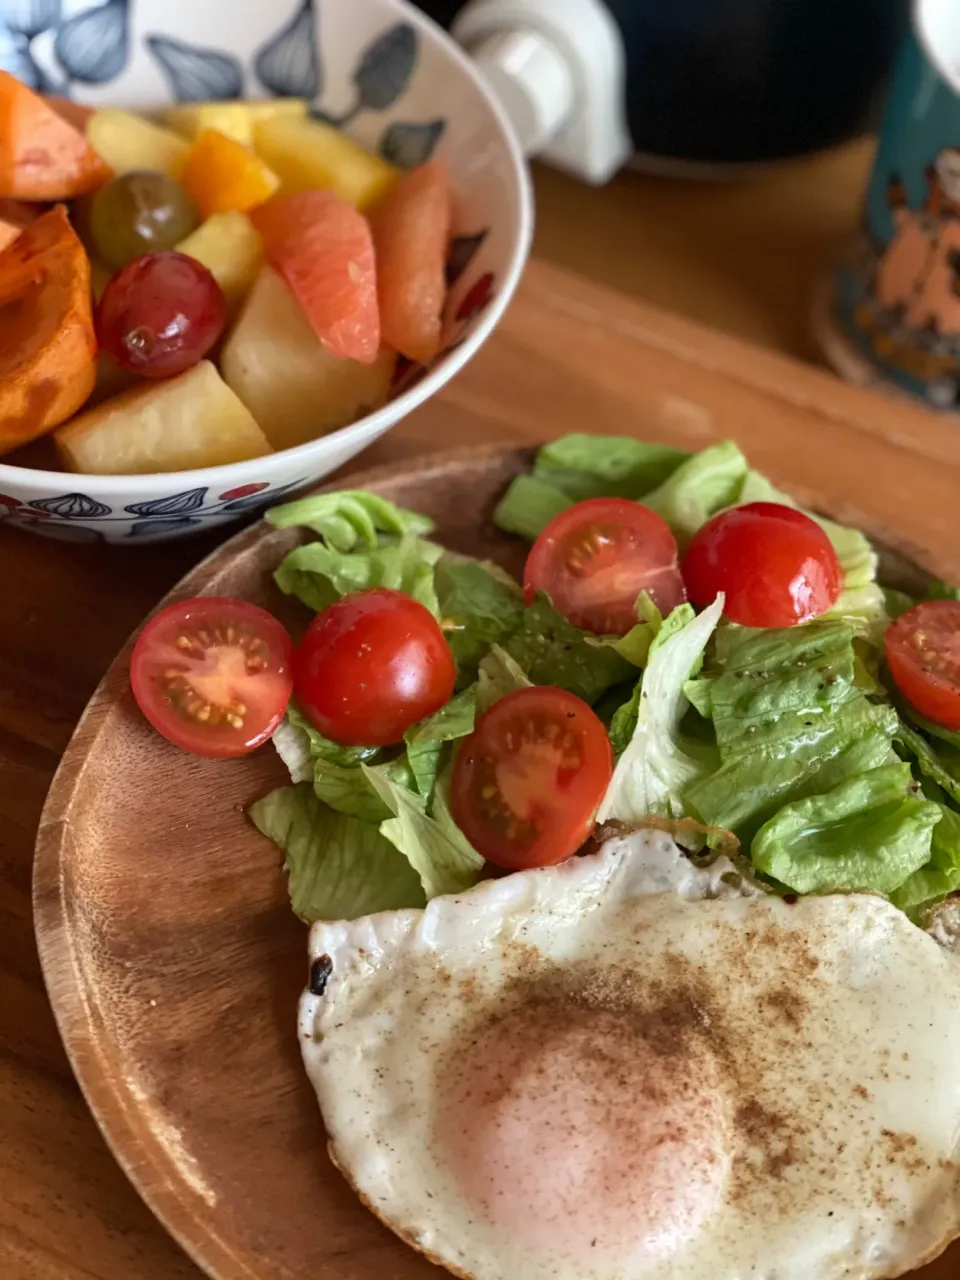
<box><xmin>0</xmin><ymin>0</ymin><xmax>531</xmax><ymax>543</ymax></box>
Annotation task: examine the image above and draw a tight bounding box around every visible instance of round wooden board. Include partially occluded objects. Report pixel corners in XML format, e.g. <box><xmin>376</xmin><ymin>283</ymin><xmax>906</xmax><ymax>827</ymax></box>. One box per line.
<box><xmin>32</xmin><ymin>445</ymin><xmax>960</xmax><ymax>1280</ymax></box>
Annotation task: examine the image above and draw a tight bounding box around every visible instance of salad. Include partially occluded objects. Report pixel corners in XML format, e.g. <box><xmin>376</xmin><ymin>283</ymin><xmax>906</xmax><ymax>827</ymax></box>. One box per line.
<box><xmin>0</xmin><ymin>75</ymin><xmax>449</xmax><ymax>474</ymax></box>
<box><xmin>129</xmin><ymin>433</ymin><xmax>960</xmax><ymax>927</ymax></box>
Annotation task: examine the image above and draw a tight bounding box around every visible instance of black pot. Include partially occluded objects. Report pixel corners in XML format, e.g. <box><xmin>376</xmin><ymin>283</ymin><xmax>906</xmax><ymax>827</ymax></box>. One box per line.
<box><xmin>416</xmin><ymin>0</ymin><xmax>911</xmax><ymax>166</ymax></box>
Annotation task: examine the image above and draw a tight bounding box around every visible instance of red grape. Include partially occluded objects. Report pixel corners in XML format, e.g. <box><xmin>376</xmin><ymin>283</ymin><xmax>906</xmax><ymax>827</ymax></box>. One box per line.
<box><xmin>96</xmin><ymin>251</ymin><xmax>227</xmax><ymax>380</ymax></box>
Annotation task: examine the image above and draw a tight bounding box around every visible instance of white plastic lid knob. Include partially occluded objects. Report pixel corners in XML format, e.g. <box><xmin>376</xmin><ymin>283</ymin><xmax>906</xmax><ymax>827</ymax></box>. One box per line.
<box><xmin>467</xmin><ymin>27</ymin><xmax>575</xmax><ymax>156</ymax></box>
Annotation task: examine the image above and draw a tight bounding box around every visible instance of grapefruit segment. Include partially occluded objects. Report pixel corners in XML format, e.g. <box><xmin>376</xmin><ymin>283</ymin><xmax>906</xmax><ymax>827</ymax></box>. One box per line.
<box><xmin>250</xmin><ymin>191</ymin><xmax>379</xmax><ymax>363</ymax></box>
<box><xmin>372</xmin><ymin>161</ymin><xmax>452</xmax><ymax>364</ymax></box>
<box><xmin>0</xmin><ymin>206</ymin><xmax>97</xmax><ymax>456</ymax></box>
<box><xmin>0</xmin><ymin>71</ymin><xmax>111</xmax><ymax>199</ymax></box>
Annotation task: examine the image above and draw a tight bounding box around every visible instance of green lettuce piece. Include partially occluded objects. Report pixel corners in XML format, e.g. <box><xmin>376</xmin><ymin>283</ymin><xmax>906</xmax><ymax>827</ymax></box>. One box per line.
<box><xmin>492</xmin><ymin>474</ymin><xmax>572</xmax><ymax>541</ymax></box>
<box><xmin>608</xmin><ymin>600</ymin><xmax>699</xmax><ymax>756</ymax></box>
<box><xmin>642</xmin><ymin>441</ymin><xmax>748</xmax><ymax>544</ymax></box>
<box><xmin>686</xmin><ymin>619</ymin><xmax>860</xmax><ymax>754</ymax></box>
<box><xmin>890</xmin><ymin>782</ymin><xmax>960</xmax><ymax>917</ymax></box>
<box><xmin>533</xmin><ymin>434</ymin><xmax>689</xmax><ymax>501</ymax></box>
<box><xmin>751</xmin><ymin>763</ymin><xmax>940</xmax><ymax>895</ymax></box>
<box><xmin>249</xmin><ymin>783</ymin><xmax>425</xmax><ymax>921</ymax></box>
<box><xmin>265</xmin><ymin>489</ymin><xmax>433</xmax><ymax>548</ymax></box>
<box><xmin>311</xmin><ymin>756</ymin><xmax>393</xmax><ymax>822</ymax></box>
<box><xmin>899</xmin><ymin>704</ymin><xmax>960</xmax><ymax>751</ymax></box>
<box><xmin>686</xmin><ymin>701</ymin><xmax>898</xmax><ymax>835</ymax></box>
<box><xmin>926</xmin><ymin>579</ymin><xmax>960</xmax><ymax>602</ymax></box>
<box><xmin>363</xmin><ymin>764</ymin><xmax>484</xmax><ymax>899</ymax></box>
<box><xmin>894</xmin><ymin>720</ymin><xmax>960</xmax><ymax>804</ymax></box>
<box><xmin>598</xmin><ymin>595</ymin><xmax>724</xmax><ymax>822</ymax></box>
<box><xmin>883</xmin><ymin>588</ymin><xmax>915</xmax><ymax>620</ymax></box>
<box><xmin>503</xmin><ymin>592</ymin><xmax>636</xmax><ymax>706</ymax></box>
<box><xmin>477</xmin><ymin>644</ymin><xmax>533</xmax><ymax>713</ymax></box>
<box><xmin>434</xmin><ymin>553</ymin><xmax>525</xmax><ymax>681</ymax></box>
<box><xmin>273</xmin><ymin>701</ymin><xmax>380</xmax><ymax>783</ymax></box>
<box><xmin>404</xmin><ymin>687</ymin><xmax>477</xmax><ymax>799</ymax></box>
<box><xmin>274</xmin><ymin>535</ymin><xmax>442</xmax><ymax>615</ymax></box>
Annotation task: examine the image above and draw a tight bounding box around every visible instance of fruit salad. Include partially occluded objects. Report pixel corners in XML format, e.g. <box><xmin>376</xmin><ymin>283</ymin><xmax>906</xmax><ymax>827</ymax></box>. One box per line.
<box><xmin>0</xmin><ymin>75</ymin><xmax>453</xmax><ymax>475</ymax></box>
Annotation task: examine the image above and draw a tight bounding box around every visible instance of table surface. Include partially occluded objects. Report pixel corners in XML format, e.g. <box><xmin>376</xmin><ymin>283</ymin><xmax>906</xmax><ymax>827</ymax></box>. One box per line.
<box><xmin>10</xmin><ymin>148</ymin><xmax>957</xmax><ymax>1280</ymax></box>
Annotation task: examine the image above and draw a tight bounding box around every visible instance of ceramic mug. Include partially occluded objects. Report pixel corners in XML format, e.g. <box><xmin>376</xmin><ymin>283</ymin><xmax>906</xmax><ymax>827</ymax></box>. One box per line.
<box><xmin>829</xmin><ymin>1</ymin><xmax>960</xmax><ymax>407</ymax></box>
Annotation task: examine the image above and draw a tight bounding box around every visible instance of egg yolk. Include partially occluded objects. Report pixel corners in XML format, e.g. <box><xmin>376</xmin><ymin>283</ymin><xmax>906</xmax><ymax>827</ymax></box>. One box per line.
<box><xmin>435</xmin><ymin>999</ymin><xmax>730</xmax><ymax>1266</ymax></box>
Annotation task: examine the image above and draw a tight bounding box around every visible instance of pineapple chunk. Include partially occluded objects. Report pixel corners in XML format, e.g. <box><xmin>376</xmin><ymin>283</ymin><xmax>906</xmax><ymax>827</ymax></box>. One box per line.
<box><xmin>165</xmin><ymin>98</ymin><xmax>308</xmax><ymax>147</ymax></box>
<box><xmin>55</xmin><ymin>360</ymin><xmax>271</xmax><ymax>474</ymax></box>
<box><xmin>86</xmin><ymin>109</ymin><xmax>190</xmax><ymax>179</ymax></box>
<box><xmin>176</xmin><ymin>211</ymin><xmax>264</xmax><ymax>312</ymax></box>
<box><xmin>252</xmin><ymin>116</ymin><xmax>398</xmax><ymax>211</ymax></box>
<box><xmin>221</xmin><ymin>267</ymin><xmax>395</xmax><ymax>450</ymax></box>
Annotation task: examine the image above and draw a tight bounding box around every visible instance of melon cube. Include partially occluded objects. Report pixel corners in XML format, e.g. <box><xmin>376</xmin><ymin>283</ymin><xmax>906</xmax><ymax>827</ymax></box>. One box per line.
<box><xmin>86</xmin><ymin>109</ymin><xmax>190</xmax><ymax>179</ymax></box>
<box><xmin>175</xmin><ymin>211</ymin><xmax>264</xmax><ymax>313</ymax></box>
<box><xmin>165</xmin><ymin>98</ymin><xmax>307</xmax><ymax>147</ymax></box>
<box><xmin>252</xmin><ymin>115</ymin><xmax>397</xmax><ymax>210</ymax></box>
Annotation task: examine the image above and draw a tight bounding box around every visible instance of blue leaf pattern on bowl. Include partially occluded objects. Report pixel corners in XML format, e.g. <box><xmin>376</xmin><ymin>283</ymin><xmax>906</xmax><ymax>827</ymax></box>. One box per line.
<box><xmin>125</xmin><ymin>487</ymin><xmax>207</xmax><ymax>517</ymax></box>
<box><xmin>29</xmin><ymin>492</ymin><xmax>111</xmax><ymax>518</ymax></box>
<box><xmin>446</xmin><ymin>230</ymin><xmax>487</xmax><ymax>287</ymax></box>
<box><xmin>379</xmin><ymin>118</ymin><xmax>444</xmax><ymax>168</ymax></box>
<box><xmin>145</xmin><ymin>33</ymin><xmax>243</xmax><ymax>102</ymax></box>
<box><xmin>127</xmin><ymin>515</ymin><xmax>203</xmax><ymax>538</ymax></box>
<box><xmin>254</xmin><ymin>0</ymin><xmax>320</xmax><ymax>100</ymax></box>
<box><xmin>0</xmin><ymin>32</ymin><xmax>49</xmax><ymax>90</ymax></box>
<box><xmin>54</xmin><ymin>0</ymin><xmax>130</xmax><ymax>85</ymax></box>
<box><xmin>4</xmin><ymin>0</ymin><xmax>60</xmax><ymax>39</ymax></box>
<box><xmin>354</xmin><ymin>22</ymin><xmax>417</xmax><ymax>111</ymax></box>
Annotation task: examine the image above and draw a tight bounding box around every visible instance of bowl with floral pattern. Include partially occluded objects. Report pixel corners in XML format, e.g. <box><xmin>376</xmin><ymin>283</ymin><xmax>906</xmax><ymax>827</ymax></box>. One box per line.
<box><xmin>0</xmin><ymin>0</ymin><xmax>531</xmax><ymax>544</ymax></box>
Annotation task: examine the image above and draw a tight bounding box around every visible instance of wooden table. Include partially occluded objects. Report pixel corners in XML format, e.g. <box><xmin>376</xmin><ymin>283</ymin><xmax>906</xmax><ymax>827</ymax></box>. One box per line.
<box><xmin>7</xmin><ymin>245</ymin><xmax>960</xmax><ymax>1276</ymax></box>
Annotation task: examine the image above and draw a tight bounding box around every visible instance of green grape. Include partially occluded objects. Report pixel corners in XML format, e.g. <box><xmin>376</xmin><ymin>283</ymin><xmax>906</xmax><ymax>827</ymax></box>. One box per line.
<box><xmin>88</xmin><ymin>171</ymin><xmax>200</xmax><ymax>270</ymax></box>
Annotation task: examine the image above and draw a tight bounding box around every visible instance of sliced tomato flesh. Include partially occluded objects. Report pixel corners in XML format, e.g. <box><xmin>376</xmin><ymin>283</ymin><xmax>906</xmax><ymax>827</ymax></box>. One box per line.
<box><xmin>130</xmin><ymin>597</ymin><xmax>293</xmax><ymax>758</ymax></box>
<box><xmin>451</xmin><ymin>686</ymin><xmax>613</xmax><ymax>870</ymax></box>
<box><xmin>524</xmin><ymin>497</ymin><xmax>685</xmax><ymax>635</ymax></box>
<box><xmin>886</xmin><ymin>599</ymin><xmax>960</xmax><ymax>730</ymax></box>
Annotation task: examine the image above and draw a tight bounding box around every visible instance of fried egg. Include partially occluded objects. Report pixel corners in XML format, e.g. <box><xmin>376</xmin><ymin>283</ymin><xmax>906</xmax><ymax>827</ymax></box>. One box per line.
<box><xmin>299</xmin><ymin>830</ymin><xmax>960</xmax><ymax>1279</ymax></box>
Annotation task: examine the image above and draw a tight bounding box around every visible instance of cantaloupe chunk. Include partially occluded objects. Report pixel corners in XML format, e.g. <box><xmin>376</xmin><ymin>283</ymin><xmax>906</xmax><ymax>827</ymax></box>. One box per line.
<box><xmin>55</xmin><ymin>360</ymin><xmax>271</xmax><ymax>474</ymax></box>
<box><xmin>86</xmin><ymin>109</ymin><xmax>190</xmax><ymax>179</ymax></box>
<box><xmin>252</xmin><ymin>115</ymin><xmax>397</xmax><ymax>210</ymax></box>
<box><xmin>180</xmin><ymin>129</ymin><xmax>280</xmax><ymax>219</ymax></box>
<box><xmin>175</xmin><ymin>211</ymin><xmax>263</xmax><ymax>313</ymax></box>
<box><xmin>165</xmin><ymin>98</ymin><xmax>307</xmax><ymax>147</ymax></box>
<box><xmin>221</xmin><ymin>267</ymin><xmax>395</xmax><ymax>450</ymax></box>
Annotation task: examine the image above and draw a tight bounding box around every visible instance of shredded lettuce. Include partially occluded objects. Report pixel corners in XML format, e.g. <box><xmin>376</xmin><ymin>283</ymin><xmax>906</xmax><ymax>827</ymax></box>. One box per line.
<box><xmin>752</xmin><ymin>763</ymin><xmax>940</xmax><ymax>895</ymax></box>
<box><xmin>363</xmin><ymin>763</ymin><xmax>484</xmax><ymax>899</ymax></box>
<box><xmin>404</xmin><ymin>687</ymin><xmax>477</xmax><ymax>800</ymax></box>
<box><xmin>249</xmin><ymin>783</ymin><xmax>425</xmax><ymax>921</ymax></box>
<box><xmin>597</xmin><ymin>595</ymin><xmax>724</xmax><ymax>823</ymax></box>
<box><xmin>477</xmin><ymin>644</ymin><xmax>533</xmax><ymax>713</ymax></box>
<box><xmin>642</xmin><ymin>441</ymin><xmax>748</xmax><ymax>545</ymax></box>
<box><xmin>503</xmin><ymin>592</ymin><xmax>636</xmax><ymax>706</ymax></box>
<box><xmin>265</xmin><ymin>489</ymin><xmax>433</xmax><ymax>547</ymax></box>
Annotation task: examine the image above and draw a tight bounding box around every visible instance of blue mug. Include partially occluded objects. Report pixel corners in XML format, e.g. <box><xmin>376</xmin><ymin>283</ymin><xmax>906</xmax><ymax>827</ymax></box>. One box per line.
<box><xmin>831</xmin><ymin>2</ymin><xmax>960</xmax><ymax>405</ymax></box>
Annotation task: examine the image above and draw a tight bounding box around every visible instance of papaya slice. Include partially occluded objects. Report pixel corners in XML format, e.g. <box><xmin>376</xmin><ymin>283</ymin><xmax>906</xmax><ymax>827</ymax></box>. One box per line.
<box><xmin>250</xmin><ymin>191</ymin><xmax>379</xmax><ymax>363</ymax></box>
<box><xmin>0</xmin><ymin>72</ymin><xmax>111</xmax><ymax>200</ymax></box>
<box><xmin>371</xmin><ymin>161</ymin><xmax>452</xmax><ymax>364</ymax></box>
<box><xmin>45</xmin><ymin>95</ymin><xmax>95</xmax><ymax>134</ymax></box>
<box><xmin>0</xmin><ymin>219</ymin><xmax>19</xmax><ymax>252</ymax></box>
<box><xmin>0</xmin><ymin>206</ymin><xmax>97</xmax><ymax>456</ymax></box>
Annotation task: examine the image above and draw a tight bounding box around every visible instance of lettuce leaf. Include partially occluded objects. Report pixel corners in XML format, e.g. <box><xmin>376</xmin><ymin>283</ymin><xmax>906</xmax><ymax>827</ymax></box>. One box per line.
<box><xmin>751</xmin><ymin>763</ymin><xmax>940</xmax><ymax>894</ymax></box>
<box><xmin>265</xmin><ymin>489</ymin><xmax>433</xmax><ymax>547</ymax></box>
<box><xmin>363</xmin><ymin>763</ymin><xmax>484</xmax><ymax>899</ymax></box>
<box><xmin>533</xmin><ymin>434</ymin><xmax>689</xmax><ymax>501</ymax></box>
<box><xmin>274</xmin><ymin>534</ymin><xmax>442</xmax><ymax>615</ymax></box>
<box><xmin>642</xmin><ymin>441</ymin><xmax>748</xmax><ymax>545</ymax></box>
<box><xmin>492</xmin><ymin>474</ymin><xmax>573</xmax><ymax>541</ymax></box>
<box><xmin>477</xmin><ymin>644</ymin><xmax>533</xmax><ymax>713</ymax></box>
<box><xmin>434</xmin><ymin>552</ymin><xmax>525</xmax><ymax>681</ymax></box>
<box><xmin>503</xmin><ymin>592</ymin><xmax>636</xmax><ymax>706</ymax></box>
<box><xmin>404</xmin><ymin>687</ymin><xmax>477</xmax><ymax>799</ymax></box>
<box><xmin>597</xmin><ymin>595</ymin><xmax>724</xmax><ymax>822</ymax></box>
<box><xmin>890</xmin><ymin>781</ymin><xmax>960</xmax><ymax>917</ymax></box>
<box><xmin>273</xmin><ymin>701</ymin><xmax>380</xmax><ymax>783</ymax></box>
<box><xmin>608</xmin><ymin>599</ymin><xmax>699</xmax><ymax>756</ymax></box>
<box><xmin>249</xmin><ymin>783</ymin><xmax>425</xmax><ymax>921</ymax></box>
<box><xmin>894</xmin><ymin>720</ymin><xmax>960</xmax><ymax>804</ymax></box>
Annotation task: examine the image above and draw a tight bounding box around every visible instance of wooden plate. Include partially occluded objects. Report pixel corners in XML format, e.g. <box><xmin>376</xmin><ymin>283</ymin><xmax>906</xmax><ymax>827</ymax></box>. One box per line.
<box><xmin>32</xmin><ymin>445</ymin><xmax>960</xmax><ymax>1280</ymax></box>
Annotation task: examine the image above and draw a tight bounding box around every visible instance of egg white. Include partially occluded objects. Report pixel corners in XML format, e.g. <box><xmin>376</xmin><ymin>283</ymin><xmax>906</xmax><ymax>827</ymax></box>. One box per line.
<box><xmin>299</xmin><ymin>830</ymin><xmax>960</xmax><ymax>1280</ymax></box>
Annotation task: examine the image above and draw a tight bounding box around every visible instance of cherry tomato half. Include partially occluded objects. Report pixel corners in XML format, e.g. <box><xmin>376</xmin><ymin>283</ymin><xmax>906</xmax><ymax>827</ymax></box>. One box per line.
<box><xmin>293</xmin><ymin>587</ymin><xmax>456</xmax><ymax>746</ymax></box>
<box><xmin>130</xmin><ymin>597</ymin><xmax>293</xmax><ymax>758</ymax></box>
<box><xmin>451</xmin><ymin>686</ymin><xmax>613</xmax><ymax>870</ymax></box>
<box><xmin>524</xmin><ymin>498</ymin><xmax>686</xmax><ymax>635</ymax></box>
<box><xmin>682</xmin><ymin>502</ymin><xmax>841</xmax><ymax>629</ymax></box>
<box><xmin>886</xmin><ymin>600</ymin><xmax>960</xmax><ymax>730</ymax></box>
